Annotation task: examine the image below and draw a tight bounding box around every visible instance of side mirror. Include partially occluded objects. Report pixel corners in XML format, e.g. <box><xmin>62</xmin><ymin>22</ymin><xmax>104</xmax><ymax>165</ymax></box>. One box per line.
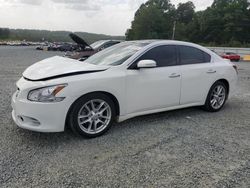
<box><xmin>137</xmin><ymin>60</ymin><xmax>157</xmax><ymax>69</ymax></box>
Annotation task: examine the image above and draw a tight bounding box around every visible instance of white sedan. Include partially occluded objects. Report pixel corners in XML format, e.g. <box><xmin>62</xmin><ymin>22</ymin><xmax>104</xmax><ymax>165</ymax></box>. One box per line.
<box><xmin>12</xmin><ymin>40</ymin><xmax>238</xmax><ymax>137</ymax></box>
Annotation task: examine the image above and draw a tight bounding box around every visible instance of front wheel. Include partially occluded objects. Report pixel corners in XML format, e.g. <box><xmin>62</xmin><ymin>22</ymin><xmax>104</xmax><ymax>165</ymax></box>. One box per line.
<box><xmin>203</xmin><ymin>81</ymin><xmax>228</xmax><ymax>112</ymax></box>
<box><xmin>68</xmin><ymin>93</ymin><xmax>116</xmax><ymax>138</ymax></box>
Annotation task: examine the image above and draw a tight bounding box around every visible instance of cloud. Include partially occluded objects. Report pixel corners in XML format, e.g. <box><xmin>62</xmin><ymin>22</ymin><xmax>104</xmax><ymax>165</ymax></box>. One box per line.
<box><xmin>50</xmin><ymin>0</ymin><xmax>129</xmax><ymax>11</ymax></box>
<box><xmin>0</xmin><ymin>0</ymin><xmax>214</xmax><ymax>35</ymax></box>
<box><xmin>3</xmin><ymin>0</ymin><xmax>212</xmax><ymax>11</ymax></box>
<box><xmin>51</xmin><ymin>0</ymin><xmax>101</xmax><ymax>11</ymax></box>
<box><xmin>4</xmin><ymin>0</ymin><xmax>43</xmax><ymax>5</ymax></box>
<box><xmin>172</xmin><ymin>0</ymin><xmax>213</xmax><ymax>10</ymax></box>
<box><xmin>51</xmin><ymin>0</ymin><xmax>88</xmax><ymax>3</ymax></box>
<box><xmin>63</xmin><ymin>4</ymin><xmax>100</xmax><ymax>11</ymax></box>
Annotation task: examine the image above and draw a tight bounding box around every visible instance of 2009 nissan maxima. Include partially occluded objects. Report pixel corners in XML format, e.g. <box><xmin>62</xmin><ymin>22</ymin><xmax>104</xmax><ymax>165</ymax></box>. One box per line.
<box><xmin>11</xmin><ymin>40</ymin><xmax>238</xmax><ymax>138</ymax></box>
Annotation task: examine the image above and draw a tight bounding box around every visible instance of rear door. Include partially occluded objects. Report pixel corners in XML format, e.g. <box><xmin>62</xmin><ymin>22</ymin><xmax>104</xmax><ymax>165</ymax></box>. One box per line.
<box><xmin>178</xmin><ymin>45</ymin><xmax>217</xmax><ymax>104</ymax></box>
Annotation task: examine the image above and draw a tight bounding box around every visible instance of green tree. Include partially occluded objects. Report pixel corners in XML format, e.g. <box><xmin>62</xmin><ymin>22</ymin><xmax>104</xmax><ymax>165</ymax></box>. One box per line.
<box><xmin>176</xmin><ymin>1</ymin><xmax>195</xmax><ymax>24</ymax></box>
<box><xmin>126</xmin><ymin>0</ymin><xmax>176</xmax><ymax>40</ymax></box>
<box><xmin>126</xmin><ymin>0</ymin><xmax>250</xmax><ymax>46</ymax></box>
<box><xmin>190</xmin><ymin>0</ymin><xmax>250</xmax><ymax>45</ymax></box>
<box><xmin>0</xmin><ymin>28</ymin><xmax>10</xmax><ymax>40</ymax></box>
<box><xmin>174</xmin><ymin>1</ymin><xmax>195</xmax><ymax>41</ymax></box>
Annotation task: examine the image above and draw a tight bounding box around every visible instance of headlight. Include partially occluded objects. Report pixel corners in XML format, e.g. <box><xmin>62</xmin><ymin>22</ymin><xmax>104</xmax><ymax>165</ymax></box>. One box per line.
<box><xmin>28</xmin><ymin>84</ymin><xmax>67</xmax><ymax>102</ymax></box>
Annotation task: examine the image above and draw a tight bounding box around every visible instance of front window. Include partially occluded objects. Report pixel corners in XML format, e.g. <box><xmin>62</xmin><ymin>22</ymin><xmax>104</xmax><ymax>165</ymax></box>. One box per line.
<box><xmin>85</xmin><ymin>42</ymin><xmax>149</xmax><ymax>66</ymax></box>
<box><xmin>136</xmin><ymin>45</ymin><xmax>177</xmax><ymax>67</ymax></box>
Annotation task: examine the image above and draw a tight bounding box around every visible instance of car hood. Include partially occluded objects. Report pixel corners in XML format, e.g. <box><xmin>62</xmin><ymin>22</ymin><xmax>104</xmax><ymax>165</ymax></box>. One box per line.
<box><xmin>23</xmin><ymin>56</ymin><xmax>109</xmax><ymax>81</ymax></box>
<box><xmin>69</xmin><ymin>33</ymin><xmax>93</xmax><ymax>50</ymax></box>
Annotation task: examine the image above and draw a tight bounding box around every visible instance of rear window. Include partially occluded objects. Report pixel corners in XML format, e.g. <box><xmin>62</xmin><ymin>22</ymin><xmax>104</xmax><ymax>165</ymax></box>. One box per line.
<box><xmin>179</xmin><ymin>46</ymin><xmax>211</xmax><ymax>65</ymax></box>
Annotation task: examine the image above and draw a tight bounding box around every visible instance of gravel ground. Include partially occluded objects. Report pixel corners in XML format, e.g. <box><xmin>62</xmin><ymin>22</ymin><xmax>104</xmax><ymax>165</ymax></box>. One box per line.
<box><xmin>0</xmin><ymin>46</ymin><xmax>249</xmax><ymax>188</ymax></box>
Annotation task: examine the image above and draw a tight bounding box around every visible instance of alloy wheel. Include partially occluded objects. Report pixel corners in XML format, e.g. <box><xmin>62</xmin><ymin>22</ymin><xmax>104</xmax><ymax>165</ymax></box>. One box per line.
<box><xmin>210</xmin><ymin>85</ymin><xmax>226</xmax><ymax>110</ymax></box>
<box><xmin>77</xmin><ymin>99</ymin><xmax>111</xmax><ymax>134</ymax></box>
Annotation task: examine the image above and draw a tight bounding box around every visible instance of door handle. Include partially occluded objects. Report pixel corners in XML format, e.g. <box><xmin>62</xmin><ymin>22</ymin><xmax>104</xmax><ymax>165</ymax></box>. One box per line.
<box><xmin>207</xmin><ymin>70</ymin><xmax>216</xmax><ymax>74</ymax></box>
<box><xmin>169</xmin><ymin>73</ymin><xmax>181</xmax><ymax>78</ymax></box>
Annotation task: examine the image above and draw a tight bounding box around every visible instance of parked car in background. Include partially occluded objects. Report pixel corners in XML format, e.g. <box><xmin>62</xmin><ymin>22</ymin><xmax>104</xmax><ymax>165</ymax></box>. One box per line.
<box><xmin>36</xmin><ymin>42</ymin><xmax>51</xmax><ymax>51</ymax></box>
<box><xmin>221</xmin><ymin>52</ymin><xmax>241</xmax><ymax>62</ymax></box>
<box><xmin>67</xmin><ymin>33</ymin><xmax>122</xmax><ymax>61</ymax></box>
<box><xmin>12</xmin><ymin>40</ymin><xmax>238</xmax><ymax>138</ymax></box>
<box><xmin>0</xmin><ymin>42</ymin><xmax>7</xmax><ymax>45</ymax></box>
<box><xmin>36</xmin><ymin>42</ymin><xmax>77</xmax><ymax>52</ymax></box>
<box><xmin>36</xmin><ymin>45</ymin><xmax>44</xmax><ymax>50</ymax></box>
<box><xmin>55</xmin><ymin>43</ymin><xmax>78</xmax><ymax>52</ymax></box>
<box><xmin>48</xmin><ymin>42</ymin><xmax>78</xmax><ymax>52</ymax></box>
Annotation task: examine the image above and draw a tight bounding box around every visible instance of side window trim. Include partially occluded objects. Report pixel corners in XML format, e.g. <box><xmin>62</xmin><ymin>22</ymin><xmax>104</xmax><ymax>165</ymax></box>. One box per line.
<box><xmin>128</xmin><ymin>45</ymin><xmax>178</xmax><ymax>69</ymax></box>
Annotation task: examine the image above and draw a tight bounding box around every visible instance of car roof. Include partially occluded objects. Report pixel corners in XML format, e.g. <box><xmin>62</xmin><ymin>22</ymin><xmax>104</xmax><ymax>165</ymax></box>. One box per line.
<box><xmin>95</xmin><ymin>40</ymin><xmax>123</xmax><ymax>43</ymax></box>
<box><xmin>125</xmin><ymin>40</ymin><xmax>202</xmax><ymax>46</ymax></box>
<box><xmin>122</xmin><ymin>40</ymin><xmax>223</xmax><ymax>62</ymax></box>
<box><xmin>124</xmin><ymin>40</ymin><xmax>210</xmax><ymax>51</ymax></box>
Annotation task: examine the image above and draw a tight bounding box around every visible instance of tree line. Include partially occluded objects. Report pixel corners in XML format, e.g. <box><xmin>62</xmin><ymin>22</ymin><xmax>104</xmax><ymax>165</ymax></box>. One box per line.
<box><xmin>126</xmin><ymin>0</ymin><xmax>250</xmax><ymax>47</ymax></box>
<box><xmin>0</xmin><ymin>28</ymin><xmax>124</xmax><ymax>44</ymax></box>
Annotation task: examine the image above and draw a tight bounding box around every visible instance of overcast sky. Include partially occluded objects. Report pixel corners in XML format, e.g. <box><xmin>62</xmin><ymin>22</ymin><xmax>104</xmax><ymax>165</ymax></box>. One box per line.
<box><xmin>0</xmin><ymin>0</ymin><xmax>213</xmax><ymax>36</ymax></box>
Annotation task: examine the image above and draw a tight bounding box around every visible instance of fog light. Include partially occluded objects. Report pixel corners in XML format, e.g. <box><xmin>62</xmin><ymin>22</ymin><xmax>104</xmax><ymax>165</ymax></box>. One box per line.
<box><xmin>18</xmin><ymin>116</ymin><xmax>40</xmax><ymax>126</ymax></box>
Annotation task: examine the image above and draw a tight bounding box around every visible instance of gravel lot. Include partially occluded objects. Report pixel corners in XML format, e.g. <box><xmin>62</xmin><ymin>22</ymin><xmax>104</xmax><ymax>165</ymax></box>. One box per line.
<box><xmin>0</xmin><ymin>46</ymin><xmax>250</xmax><ymax>188</ymax></box>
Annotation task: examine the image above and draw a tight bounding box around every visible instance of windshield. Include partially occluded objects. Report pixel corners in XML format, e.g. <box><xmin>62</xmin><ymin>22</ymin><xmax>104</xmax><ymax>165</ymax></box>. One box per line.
<box><xmin>85</xmin><ymin>42</ymin><xmax>149</xmax><ymax>66</ymax></box>
<box><xmin>90</xmin><ymin>40</ymin><xmax>107</xmax><ymax>49</ymax></box>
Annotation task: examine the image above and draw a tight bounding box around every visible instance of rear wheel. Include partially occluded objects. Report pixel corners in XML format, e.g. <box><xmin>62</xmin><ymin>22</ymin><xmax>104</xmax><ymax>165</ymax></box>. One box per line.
<box><xmin>68</xmin><ymin>93</ymin><xmax>115</xmax><ymax>138</ymax></box>
<box><xmin>203</xmin><ymin>81</ymin><xmax>228</xmax><ymax>112</ymax></box>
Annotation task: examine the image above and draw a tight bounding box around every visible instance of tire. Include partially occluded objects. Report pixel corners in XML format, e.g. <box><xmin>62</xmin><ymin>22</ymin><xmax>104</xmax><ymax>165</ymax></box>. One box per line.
<box><xmin>203</xmin><ymin>81</ymin><xmax>228</xmax><ymax>112</ymax></box>
<box><xmin>68</xmin><ymin>93</ymin><xmax>116</xmax><ymax>138</ymax></box>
